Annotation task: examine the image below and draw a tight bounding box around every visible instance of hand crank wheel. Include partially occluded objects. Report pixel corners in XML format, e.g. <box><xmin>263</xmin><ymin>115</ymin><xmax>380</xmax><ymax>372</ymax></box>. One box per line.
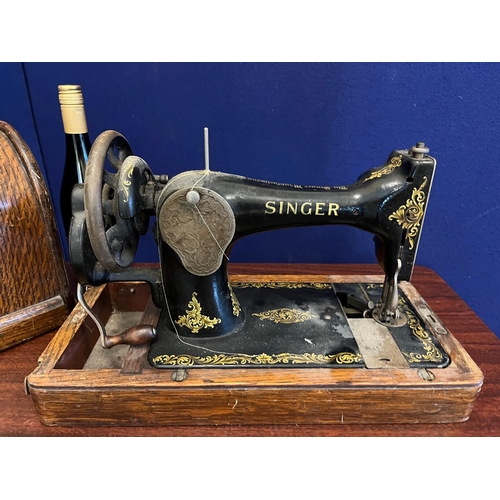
<box><xmin>84</xmin><ymin>130</ymin><xmax>142</xmax><ymax>273</ymax></box>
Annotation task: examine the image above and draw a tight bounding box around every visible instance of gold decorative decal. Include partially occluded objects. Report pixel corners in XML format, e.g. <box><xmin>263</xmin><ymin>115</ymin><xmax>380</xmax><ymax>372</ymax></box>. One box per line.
<box><xmin>175</xmin><ymin>292</ymin><xmax>221</xmax><ymax>334</ymax></box>
<box><xmin>366</xmin><ymin>283</ymin><xmax>383</xmax><ymax>289</ymax></box>
<box><xmin>399</xmin><ymin>298</ymin><xmax>443</xmax><ymax>364</ymax></box>
<box><xmin>252</xmin><ymin>308</ymin><xmax>315</xmax><ymax>324</ymax></box>
<box><xmin>122</xmin><ymin>162</ymin><xmax>135</xmax><ymax>203</ymax></box>
<box><xmin>363</xmin><ymin>155</ymin><xmax>402</xmax><ymax>182</ymax></box>
<box><xmin>228</xmin><ymin>284</ymin><xmax>241</xmax><ymax>317</ymax></box>
<box><xmin>231</xmin><ymin>282</ymin><xmax>331</xmax><ymax>290</ymax></box>
<box><xmin>152</xmin><ymin>352</ymin><xmax>363</xmax><ymax>366</ymax></box>
<box><xmin>388</xmin><ymin>177</ymin><xmax>428</xmax><ymax>250</ymax></box>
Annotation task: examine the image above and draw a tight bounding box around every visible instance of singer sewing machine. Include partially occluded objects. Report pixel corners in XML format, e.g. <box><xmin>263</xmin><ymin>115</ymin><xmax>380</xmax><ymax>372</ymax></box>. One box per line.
<box><xmin>26</xmin><ymin>129</ymin><xmax>483</xmax><ymax>426</ymax></box>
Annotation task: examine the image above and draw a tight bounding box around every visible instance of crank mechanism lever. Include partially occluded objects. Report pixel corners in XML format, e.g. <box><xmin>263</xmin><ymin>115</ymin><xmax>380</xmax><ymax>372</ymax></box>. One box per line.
<box><xmin>77</xmin><ymin>284</ymin><xmax>156</xmax><ymax>348</ymax></box>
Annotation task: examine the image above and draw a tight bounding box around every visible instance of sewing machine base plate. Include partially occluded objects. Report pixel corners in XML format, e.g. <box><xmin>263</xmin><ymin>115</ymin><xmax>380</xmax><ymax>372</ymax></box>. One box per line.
<box><xmin>149</xmin><ymin>281</ymin><xmax>450</xmax><ymax>370</ymax></box>
<box><xmin>26</xmin><ymin>273</ymin><xmax>483</xmax><ymax>426</ymax></box>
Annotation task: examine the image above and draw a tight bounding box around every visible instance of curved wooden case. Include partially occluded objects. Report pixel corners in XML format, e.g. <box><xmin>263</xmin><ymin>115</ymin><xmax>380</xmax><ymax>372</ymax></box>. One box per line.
<box><xmin>0</xmin><ymin>121</ymin><xmax>71</xmax><ymax>350</ymax></box>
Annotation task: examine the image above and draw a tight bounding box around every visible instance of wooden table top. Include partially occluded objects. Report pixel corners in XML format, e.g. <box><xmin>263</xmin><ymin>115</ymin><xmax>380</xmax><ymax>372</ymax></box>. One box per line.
<box><xmin>1</xmin><ymin>263</ymin><xmax>499</xmax><ymax>437</ymax></box>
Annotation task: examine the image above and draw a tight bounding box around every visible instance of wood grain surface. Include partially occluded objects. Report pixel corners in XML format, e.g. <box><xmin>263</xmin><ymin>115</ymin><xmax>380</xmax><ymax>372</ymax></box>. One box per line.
<box><xmin>1</xmin><ymin>263</ymin><xmax>499</xmax><ymax>436</ymax></box>
<box><xmin>0</xmin><ymin>121</ymin><xmax>71</xmax><ymax>350</ymax></box>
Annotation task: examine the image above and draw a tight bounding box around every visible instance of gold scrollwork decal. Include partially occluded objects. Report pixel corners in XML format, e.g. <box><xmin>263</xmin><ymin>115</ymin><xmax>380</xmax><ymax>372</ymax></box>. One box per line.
<box><xmin>388</xmin><ymin>177</ymin><xmax>428</xmax><ymax>250</ymax></box>
<box><xmin>252</xmin><ymin>308</ymin><xmax>315</xmax><ymax>324</ymax></box>
<box><xmin>122</xmin><ymin>162</ymin><xmax>135</xmax><ymax>203</ymax></box>
<box><xmin>363</xmin><ymin>155</ymin><xmax>402</xmax><ymax>182</ymax></box>
<box><xmin>399</xmin><ymin>298</ymin><xmax>443</xmax><ymax>364</ymax></box>
<box><xmin>228</xmin><ymin>284</ymin><xmax>241</xmax><ymax>317</ymax></box>
<box><xmin>175</xmin><ymin>292</ymin><xmax>221</xmax><ymax>334</ymax></box>
<box><xmin>152</xmin><ymin>352</ymin><xmax>363</xmax><ymax>366</ymax></box>
<box><xmin>231</xmin><ymin>282</ymin><xmax>331</xmax><ymax>290</ymax></box>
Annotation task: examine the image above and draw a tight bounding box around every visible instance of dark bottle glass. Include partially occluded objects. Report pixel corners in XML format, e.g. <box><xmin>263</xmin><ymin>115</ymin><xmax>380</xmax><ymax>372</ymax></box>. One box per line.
<box><xmin>58</xmin><ymin>84</ymin><xmax>92</xmax><ymax>237</ymax></box>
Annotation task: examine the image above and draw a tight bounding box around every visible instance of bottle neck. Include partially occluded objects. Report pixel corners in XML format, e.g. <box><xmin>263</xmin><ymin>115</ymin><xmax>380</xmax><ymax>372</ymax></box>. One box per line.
<box><xmin>64</xmin><ymin>133</ymin><xmax>91</xmax><ymax>183</ymax></box>
<box><xmin>60</xmin><ymin>104</ymin><xmax>88</xmax><ymax>135</ymax></box>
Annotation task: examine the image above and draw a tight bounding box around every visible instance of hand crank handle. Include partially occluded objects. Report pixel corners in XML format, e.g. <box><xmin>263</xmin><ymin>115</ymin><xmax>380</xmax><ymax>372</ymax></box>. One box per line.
<box><xmin>77</xmin><ymin>283</ymin><xmax>156</xmax><ymax>348</ymax></box>
<box><xmin>103</xmin><ymin>324</ymin><xmax>156</xmax><ymax>348</ymax></box>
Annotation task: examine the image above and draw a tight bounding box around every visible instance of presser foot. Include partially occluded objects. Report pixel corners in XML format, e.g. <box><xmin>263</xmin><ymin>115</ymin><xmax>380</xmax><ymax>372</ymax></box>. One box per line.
<box><xmin>371</xmin><ymin>259</ymin><xmax>407</xmax><ymax>327</ymax></box>
<box><xmin>371</xmin><ymin>306</ymin><xmax>407</xmax><ymax>327</ymax></box>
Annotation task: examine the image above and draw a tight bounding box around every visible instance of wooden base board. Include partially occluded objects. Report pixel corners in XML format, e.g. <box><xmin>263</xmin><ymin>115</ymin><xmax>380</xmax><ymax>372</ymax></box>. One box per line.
<box><xmin>26</xmin><ymin>274</ymin><xmax>484</xmax><ymax>426</ymax></box>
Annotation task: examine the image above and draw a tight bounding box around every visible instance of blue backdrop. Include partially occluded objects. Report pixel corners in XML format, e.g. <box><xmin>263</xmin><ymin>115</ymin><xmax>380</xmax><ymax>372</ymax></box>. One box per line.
<box><xmin>1</xmin><ymin>62</ymin><xmax>498</xmax><ymax>339</ymax></box>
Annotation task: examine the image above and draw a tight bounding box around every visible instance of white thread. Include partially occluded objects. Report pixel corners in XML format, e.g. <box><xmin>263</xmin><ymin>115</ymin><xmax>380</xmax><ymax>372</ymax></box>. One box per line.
<box><xmin>193</xmin><ymin>203</ymin><xmax>230</xmax><ymax>262</ymax></box>
<box><xmin>190</xmin><ymin>171</ymin><xmax>209</xmax><ymax>190</ymax></box>
<box><xmin>188</xmin><ymin>171</ymin><xmax>230</xmax><ymax>262</ymax></box>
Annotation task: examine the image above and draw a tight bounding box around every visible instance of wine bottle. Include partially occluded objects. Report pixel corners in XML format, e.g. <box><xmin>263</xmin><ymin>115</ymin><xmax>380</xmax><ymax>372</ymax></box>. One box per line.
<box><xmin>58</xmin><ymin>84</ymin><xmax>92</xmax><ymax>237</ymax></box>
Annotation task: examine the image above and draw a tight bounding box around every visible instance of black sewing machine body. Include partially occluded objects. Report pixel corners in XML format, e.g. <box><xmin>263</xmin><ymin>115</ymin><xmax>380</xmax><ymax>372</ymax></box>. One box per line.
<box><xmin>69</xmin><ymin>131</ymin><xmax>445</xmax><ymax>370</ymax></box>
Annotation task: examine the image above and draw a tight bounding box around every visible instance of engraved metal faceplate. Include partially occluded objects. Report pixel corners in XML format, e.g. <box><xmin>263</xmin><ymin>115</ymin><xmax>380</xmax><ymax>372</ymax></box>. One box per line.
<box><xmin>158</xmin><ymin>187</ymin><xmax>236</xmax><ymax>276</ymax></box>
